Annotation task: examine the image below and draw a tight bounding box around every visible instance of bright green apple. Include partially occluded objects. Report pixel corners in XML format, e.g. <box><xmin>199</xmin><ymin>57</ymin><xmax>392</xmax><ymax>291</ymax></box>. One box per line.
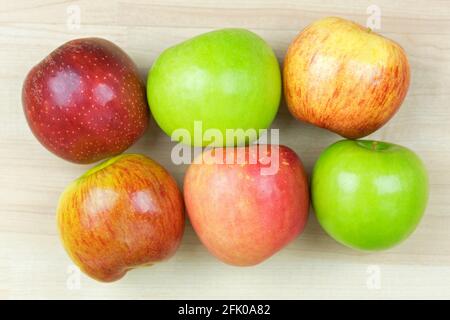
<box><xmin>147</xmin><ymin>28</ymin><xmax>281</xmax><ymax>146</ymax></box>
<box><xmin>312</xmin><ymin>139</ymin><xmax>428</xmax><ymax>251</ymax></box>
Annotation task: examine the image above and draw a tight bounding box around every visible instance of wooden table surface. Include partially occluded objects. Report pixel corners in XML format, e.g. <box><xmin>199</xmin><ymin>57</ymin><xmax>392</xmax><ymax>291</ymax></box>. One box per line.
<box><xmin>1</xmin><ymin>0</ymin><xmax>449</xmax><ymax>300</ymax></box>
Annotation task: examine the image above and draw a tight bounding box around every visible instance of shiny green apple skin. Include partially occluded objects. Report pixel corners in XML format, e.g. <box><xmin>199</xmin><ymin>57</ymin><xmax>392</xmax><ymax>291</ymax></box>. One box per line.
<box><xmin>312</xmin><ymin>140</ymin><xmax>428</xmax><ymax>251</ymax></box>
<box><xmin>147</xmin><ymin>28</ymin><xmax>281</xmax><ymax>146</ymax></box>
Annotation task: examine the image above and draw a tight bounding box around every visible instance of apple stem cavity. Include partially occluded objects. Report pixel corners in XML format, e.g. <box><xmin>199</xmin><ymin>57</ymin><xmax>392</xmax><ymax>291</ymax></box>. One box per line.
<box><xmin>356</xmin><ymin>140</ymin><xmax>390</xmax><ymax>151</ymax></box>
<box><xmin>81</xmin><ymin>154</ymin><xmax>130</xmax><ymax>178</ymax></box>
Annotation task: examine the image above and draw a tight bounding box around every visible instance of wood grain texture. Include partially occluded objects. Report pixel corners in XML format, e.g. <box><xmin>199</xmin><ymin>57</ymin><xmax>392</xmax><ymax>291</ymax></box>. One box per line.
<box><xmin>1</xmin><ymin>0</ymin><xmax>449</xmax><ymax>299</ymax></box>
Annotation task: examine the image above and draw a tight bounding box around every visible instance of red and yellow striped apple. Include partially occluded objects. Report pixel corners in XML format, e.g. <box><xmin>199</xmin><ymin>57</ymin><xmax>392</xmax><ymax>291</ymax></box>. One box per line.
<box><xmin>22</xmin><ymin>38</ymin><xmax>149</xmax><ymax>164</ymax></box>
<box><xmin>57</xmin><ymin>154</ymin><xmax>184</xmax><ymax>282</ymax></box>
<box><xmin>283</xmin><ymin>17</ymin><xmax>410</xmax><ymax>139</ymax></box>
<box><xmin>184</xmin><ymin>145</ymin><xmax>309</xmax><ymax>266</ymax></box>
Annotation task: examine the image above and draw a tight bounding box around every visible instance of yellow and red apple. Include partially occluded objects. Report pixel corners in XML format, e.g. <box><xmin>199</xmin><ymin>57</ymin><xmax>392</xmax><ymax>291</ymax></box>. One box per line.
<box><xmin>184</xmin><ymin>145</ymin><xmax>309</xmax><ymax>266</ymax></box>
<box><xmin>283</xmin><ymin>17</ymin><xmax>410</xmax><ymax>138</ymax></box>
<box><xmin>57</xmin><ymin>154</ymin><xmax>184</xmax><ymax>282</ymax></box>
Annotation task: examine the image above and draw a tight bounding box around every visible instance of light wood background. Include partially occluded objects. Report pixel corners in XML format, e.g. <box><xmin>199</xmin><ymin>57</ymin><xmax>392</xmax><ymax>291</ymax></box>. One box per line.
<box><xmin>1</xmin><ymin>0</ymin><xmax>449</xmax><ymax>300</ymax></box>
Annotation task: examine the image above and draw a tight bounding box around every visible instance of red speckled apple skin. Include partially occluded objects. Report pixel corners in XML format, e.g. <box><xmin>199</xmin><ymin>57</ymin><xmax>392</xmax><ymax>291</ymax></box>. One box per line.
<box><xmin>22</xmin><ymin>38</ymin><xmax>149</xmax><ymax>164</ymax></box>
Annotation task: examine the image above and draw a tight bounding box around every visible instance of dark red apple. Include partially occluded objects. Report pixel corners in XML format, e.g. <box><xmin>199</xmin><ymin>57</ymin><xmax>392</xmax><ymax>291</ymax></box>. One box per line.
<box><xmin>22</xmin><ymin>38</ymin><xmax>149</xmax><ymax>164</ymax></box>
<box><xmin>184</xmin><ymin>145</ymin><xmax>310</xmax><ymax>266</ymax></box>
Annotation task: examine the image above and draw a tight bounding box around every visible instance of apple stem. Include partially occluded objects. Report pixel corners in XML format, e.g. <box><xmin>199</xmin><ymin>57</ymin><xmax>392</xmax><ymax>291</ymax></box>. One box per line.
<box><xmin>372</xmin><ymin>141</ymin><xmax>378</xmax><ymax>150</ymax></box>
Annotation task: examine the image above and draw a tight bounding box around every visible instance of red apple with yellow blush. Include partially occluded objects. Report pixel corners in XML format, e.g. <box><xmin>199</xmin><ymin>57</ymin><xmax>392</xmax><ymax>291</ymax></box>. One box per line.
<box><xmin>57</xmin><ymin>154</ymin><xmax>185</xmax><ymax>282</ymax></box>
<box><xmin>283</xmin><ymin>17</ymin><xmax>410</xmax><ymax>139</ymax></box>
<box><xmin>184</xmin><ymin>145</ymin><xmax>309</xmax><ymax>266</ymax></box>
<box><xmin>22</xmin><ymin>38</ymin><xmax>149</xmax><ymax>164</ymax></box>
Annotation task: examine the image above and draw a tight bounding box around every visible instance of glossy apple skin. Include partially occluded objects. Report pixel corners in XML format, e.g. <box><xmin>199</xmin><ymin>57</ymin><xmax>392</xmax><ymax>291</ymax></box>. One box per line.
<box><xmin>184</xmin><ymin>145</ymin><xmax>309</xmax><ymax>266</ymax></box>
<box><xmin>57</xmin><ymin>154</ymin><xmax>185</xmax><ymax>282</ymax></box>
<box><xmin>22</xmin><ymin>38</ymin><xmax>149</xmax><ymax>164</ymax></box>
<box><xmin>147</xmin><ymin>29</ymin><xmax>281</xmax><ymax>146</ymax></box>
<box><xmin>284</xmin><ymin>17</ymin><xmax>410</xmax><ymax>139</ymax></box>
<box><xmin>312</xmin><ymin>140</ymin><xmax>428</xmax><ymax>251</ymax></box>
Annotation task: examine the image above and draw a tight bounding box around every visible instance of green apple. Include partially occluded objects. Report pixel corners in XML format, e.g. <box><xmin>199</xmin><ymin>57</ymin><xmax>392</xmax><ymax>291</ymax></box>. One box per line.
<box><xmin>312</xmin><ymin>140</ymin><xmax>428</xmax><ymax>251</ymax></box>
<box><xmin>147</xmin><ymin>28</ymin><xmax>281</xmax><ymax>146</ymax></box>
